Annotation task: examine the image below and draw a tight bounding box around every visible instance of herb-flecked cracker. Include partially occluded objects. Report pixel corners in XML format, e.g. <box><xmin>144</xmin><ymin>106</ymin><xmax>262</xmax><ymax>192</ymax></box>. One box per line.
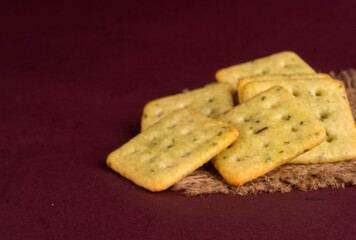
<box><xmin>213</xmin><ymin>86</ymin><xmax>326</xmax><ymax>186</ymax></box>
<box><xmin>141</xmin><ymin>83</ymin><xmax>234</xmax><ymax>131</ymax></box>
<box><xmin>107</xmin><ymin>109</ymin><xmax>239</xmax><ymax>192</ymax></box>
<box><xmin>239</xmin><ymin>78</ymin><xmax>356</xmax><ymax>164</ymax></box>
<box><xmin>215</xmin><ymin>51</ymin><xmax>316</xmax><ymax>91</ymax></box>
<box><xmin>237</xmin><ymin>73</ymin><xmax>331</xmax><ymax>103</ymax></box>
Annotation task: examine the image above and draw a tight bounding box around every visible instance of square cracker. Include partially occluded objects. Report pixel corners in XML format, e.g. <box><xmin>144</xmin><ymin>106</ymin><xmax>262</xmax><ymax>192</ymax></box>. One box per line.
<box><xmin>213</xmin><ymin>86</ymin><xmax>326</xmax><ymax>186</ymax></box>
<box><xmin>237</xmin><ymin>73</ymin><xmax>331</xmax><ymax>103</ymax></box>
<box><xmin>240</xmin><ymin>78</ymin><xmax>356</xmax><ymax>164</ymax></box>
<box><xmin>107</xmin><ymin>109</ymin><xmax>238</xmax><ymax>192</ymax></box>
<box><xmin>141</xmin><ymin>83</ymin><xmax>234</xmax><ymax>131</ymax></box>
<box><xmin>215</xmin><ymin>51</ymin><xmax>316</xmax><ymax>91</ymax></box>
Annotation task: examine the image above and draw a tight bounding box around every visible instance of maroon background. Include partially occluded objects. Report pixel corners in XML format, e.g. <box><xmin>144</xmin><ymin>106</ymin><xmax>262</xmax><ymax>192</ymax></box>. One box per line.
<box><xmin>1</xmin><ymin>1</ymin><xmax>356</xmax><ymax>239</ymax></box>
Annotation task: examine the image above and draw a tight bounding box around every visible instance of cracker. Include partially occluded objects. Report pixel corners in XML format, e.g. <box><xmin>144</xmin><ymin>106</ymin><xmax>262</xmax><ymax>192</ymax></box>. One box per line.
<box><xmin>141</xmin><ymin>83</ymin><xmax>234</xmax><ymax>131</ymax></box>
<box><xmin>107</xmin><ymin>109</ymin><xmax>239</xmax><ymax>192</ymax></box>
<box><xmin>213</xmin><ymin>86</ymin><xmax>326</xmax><ymax>185</ymax></box>
<box><xmin>237</xmin><ymin>73</ymin><xmax>331</xmax><ymax>102</ymax></box>
<box><xmin>215</xmin><ymin>51</ymin><xmax>316</xmax><ymax>91</ymax></box>
<box><xmin>240</xmin><ymin>78</ymin><xmax>356</xmax><ymax>164</ymax></box>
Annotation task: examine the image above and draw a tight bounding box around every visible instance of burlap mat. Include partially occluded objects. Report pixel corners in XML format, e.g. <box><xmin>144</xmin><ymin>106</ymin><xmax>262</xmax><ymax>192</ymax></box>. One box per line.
<box><xmin>171</xmin><ymin>69</ymin><xmax>356</xmax><ymax>196</ymax></box>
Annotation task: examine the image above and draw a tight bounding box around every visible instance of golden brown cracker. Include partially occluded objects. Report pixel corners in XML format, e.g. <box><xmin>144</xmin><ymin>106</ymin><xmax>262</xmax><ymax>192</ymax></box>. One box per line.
<box><xmin>107</xmin><ymin>109</ymin><xmax>238</xmax><ymax>192</ymax></box>
<box><xmin>213</xmin><ymin>86</ymin><xmax>325</xmax><ymax>185</ymax></box>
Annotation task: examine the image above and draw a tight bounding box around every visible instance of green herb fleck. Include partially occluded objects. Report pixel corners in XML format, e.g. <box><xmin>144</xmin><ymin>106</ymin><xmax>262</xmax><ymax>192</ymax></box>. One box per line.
<box><xmin>212</xmin><ymin>143</ymin><xmax>217</xmax><ymax>146</ymax></box>
<box><xmin>261</xmin><ymin>96</ymin><xmax>266</xmax><ymax>101</ymax></box>
<box><xmin>217</xmin><ymin>131</ymin><xmax>222</xmax><ymax>136</ymax></box>
<box><xmin>286</xmin><ymin>115</ymin><xmax>291</xmax><ymax>120</ymax></box>
<box><xmin>181</xmin><ymin>152</ymin><xmax>190</xmax><ymax>157</ymax></box>
<box><xmin>255</xmin><ymin>127</ymin><xmax>268</xmax><ymax>134</ymax></box>
<box><xmin>255</xmin><ymin>120</ymin><xmax>260</xmax><ymax>123</ymax></box>
<box><xmin>193</xmin><ymin>137</ymin><xmax>197</xmax><ymax>142</ymax></box>
<box><xmin>167</xmin><ymin>144</ymin><xmax>173</xmax><ymax>149</ymax></box>
<box><xmin>262</xmin><ymin>69</ymin><xmax>270</xmax><ymax>74</ymax></box>
<box><xmin>265</xmin><ymin>157</ymin><xmax>272</xmax><ymax>163</ymax></box>
<box><xmin>168</xmin><ymin>124</ymin><xmax>176</xmax><ymax>129</ymax></box>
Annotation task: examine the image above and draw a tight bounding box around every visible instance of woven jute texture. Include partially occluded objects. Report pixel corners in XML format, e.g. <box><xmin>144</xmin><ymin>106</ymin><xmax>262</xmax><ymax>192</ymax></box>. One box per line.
<box><xmin>171</xmin><ymin>69</ymin><xmax>356</xmax><ymax>196</ymax></box>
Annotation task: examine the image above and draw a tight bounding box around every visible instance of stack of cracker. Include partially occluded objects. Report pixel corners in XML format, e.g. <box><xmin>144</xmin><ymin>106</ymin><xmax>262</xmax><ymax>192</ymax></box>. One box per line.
<box><xmin>107</xmin><ymin>51</ymin><xmax>356</xmax><ymax>192</ymax></box>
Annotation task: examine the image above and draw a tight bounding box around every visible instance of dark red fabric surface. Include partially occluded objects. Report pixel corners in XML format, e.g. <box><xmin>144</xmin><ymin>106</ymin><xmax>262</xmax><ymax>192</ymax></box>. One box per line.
<box><xmin>1</xmin><ymin>1</ymin><xmax>356</xmax><ymax>239</ymax></box>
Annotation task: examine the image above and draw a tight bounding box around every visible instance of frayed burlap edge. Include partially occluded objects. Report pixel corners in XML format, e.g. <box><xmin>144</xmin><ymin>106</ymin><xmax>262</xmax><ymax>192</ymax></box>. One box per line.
<box><xmin>171</xmin><ymin>68</ymin><xmax>356</xmax><ymax>196</ymax></box>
